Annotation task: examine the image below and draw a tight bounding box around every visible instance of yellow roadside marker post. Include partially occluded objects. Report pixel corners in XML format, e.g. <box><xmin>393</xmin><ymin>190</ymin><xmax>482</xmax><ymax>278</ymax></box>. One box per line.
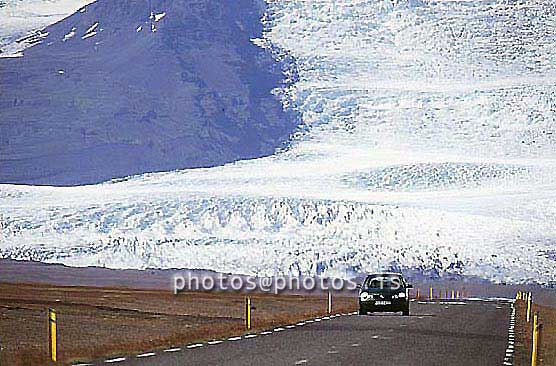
<box><xmin>445</xmin><ymin>289</ymin><xmax>448</xmax><ymax>299</ymax></box>
<box><xmin>416</xmin><ymin>288</ymin><xmax>420</xmax><ymax>300</ymax></box>
<box><xmin>531</xmin><ymin>312</ymin><xmax>540</xmax><ymax>366</ymax></box>
<box><xmin>49</xmin><ymin>308</ymin><xmax>57</xmax><ymax>363</ymax></box>
<box><xmin>451</xmin><ymin>290</ymin><xmax>455</xmax><ymax>300</ymax></box>
<box><xmin>456</xmin><ymin>290</ymin><xmax>460</xmax><ymax>299</ymax></box>
<box><xmin>327</xmin><ymin>291</ymin><xmax>332</xmax><ymax>315</ymax></box>
<box><xmin>527</xmin><ymin>292</ymin><xmax>532</xmax><ymax>323</ymax></box>
<box><xmin>245</xmin><ymin>297</ymin><xmax>251</xmax><ymax>330</ymax></box>
<box><xmin>429</xmin><ymin>287</ymin><xmax>433</xmax><ymax>300</ymax></box>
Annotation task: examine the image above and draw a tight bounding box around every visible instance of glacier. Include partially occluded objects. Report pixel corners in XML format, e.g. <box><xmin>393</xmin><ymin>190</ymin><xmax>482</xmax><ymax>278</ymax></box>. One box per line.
<box><xmin>1</xmin><ymin>0</ymin><xmax>556</xmax><ymax>284</ymax></box>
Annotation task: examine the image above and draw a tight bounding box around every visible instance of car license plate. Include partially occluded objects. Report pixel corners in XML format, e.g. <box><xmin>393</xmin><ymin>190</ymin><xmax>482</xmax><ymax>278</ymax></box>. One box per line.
<box><xmin>375</xmin><ymin>301</ymin><xmax>391</xmax><ymax>305</ymax></box>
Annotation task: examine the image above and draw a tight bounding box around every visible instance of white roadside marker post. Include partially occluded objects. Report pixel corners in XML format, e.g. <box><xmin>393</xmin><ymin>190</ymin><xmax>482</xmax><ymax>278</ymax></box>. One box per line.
<box><xmin>527</xmin><ymin>292</ymin><xmax>532</xmax><ymax>323</ymax></box>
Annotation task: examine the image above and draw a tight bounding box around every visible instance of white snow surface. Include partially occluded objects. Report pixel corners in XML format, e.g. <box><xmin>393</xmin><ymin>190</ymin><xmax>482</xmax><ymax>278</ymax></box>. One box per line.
<box><xmin>2</xmin><ymin>0</ymin><xmax>556</xmax><ymax>284</ymax></box>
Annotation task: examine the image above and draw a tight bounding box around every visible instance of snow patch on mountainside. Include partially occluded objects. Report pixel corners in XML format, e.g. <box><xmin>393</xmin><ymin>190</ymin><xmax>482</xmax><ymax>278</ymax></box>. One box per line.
<box><xmin>0</xmin><ymin>0</ymin><xmax>96</xmax><ymax>56</ymax></box>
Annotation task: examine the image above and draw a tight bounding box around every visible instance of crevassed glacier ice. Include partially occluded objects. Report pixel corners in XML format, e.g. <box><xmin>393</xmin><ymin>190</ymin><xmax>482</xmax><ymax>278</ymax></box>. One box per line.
<box><xmin>1</xmin><ymin>0</ymin><xmax>556</xmax><ymax>284</ymax></box>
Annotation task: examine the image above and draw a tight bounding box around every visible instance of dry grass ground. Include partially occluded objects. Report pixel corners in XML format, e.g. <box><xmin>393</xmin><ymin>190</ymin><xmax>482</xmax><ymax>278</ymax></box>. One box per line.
<box><xmin>515</xmin><ymin>298</ymin><xmax>556</xmax><ymax>366</ymax></box>
<box><xmin>0</xmin><ymin>282</ymin><xmax>357</xmax><ymax>365</ymax></box>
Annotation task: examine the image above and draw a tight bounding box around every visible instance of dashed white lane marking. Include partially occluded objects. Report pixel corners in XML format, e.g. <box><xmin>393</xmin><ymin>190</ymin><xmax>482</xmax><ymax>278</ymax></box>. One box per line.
<box><xmin>105</xmin><ymin>358</ymin><xmax>126</xmax><ymax>363</ymax></box>
<box><xmin>163</xmin><ymin>348</ymin><xmax>181</xmax><ymax>353</ymax></box>
<box><xmin>328</xmin><ymin>350</ymin><xmax>339</xmax><ymax>354</ymax></box>
<box><xmin>116</xmin><ymin>309</ymin><xmax>359</xmax><ymax>364</ymax></box>
<box><xmin>136</xmin><ymin>352</ymin><xmax>156</xmax><ymax>358</ymax></box>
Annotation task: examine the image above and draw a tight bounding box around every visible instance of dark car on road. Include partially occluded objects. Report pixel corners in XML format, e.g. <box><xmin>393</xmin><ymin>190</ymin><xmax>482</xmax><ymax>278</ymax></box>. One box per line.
<box><xmin>358</xmin><ymin>273</ymin><xmax>412</xmax><ymax>316</ymax></box>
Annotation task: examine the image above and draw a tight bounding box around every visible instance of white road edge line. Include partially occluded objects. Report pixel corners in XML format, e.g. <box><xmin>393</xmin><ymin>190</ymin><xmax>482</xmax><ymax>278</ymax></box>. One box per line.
<box><xmin>502</xmin><ymin>300</ymin><xmax>516</xmax><ymax>366</ymax></box>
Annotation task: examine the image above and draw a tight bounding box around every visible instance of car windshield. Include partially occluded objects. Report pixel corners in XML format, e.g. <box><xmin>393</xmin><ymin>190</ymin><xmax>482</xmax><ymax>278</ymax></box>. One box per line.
<box><xmin>364</xmin><ymin>275</ymin><xmax>404</xmax><ymax>290</ymax></box>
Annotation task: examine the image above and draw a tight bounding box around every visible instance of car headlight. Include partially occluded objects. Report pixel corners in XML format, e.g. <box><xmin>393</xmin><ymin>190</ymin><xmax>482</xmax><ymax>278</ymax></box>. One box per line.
<box><xmin>398</xmin><ymin>292</ymin><xmax>406</xmax><ymax>298</ymax></box>
<box><xmin>359</xmin><ymin>291</ymin><xmax>371</xmax><ymax>301</ymax></box>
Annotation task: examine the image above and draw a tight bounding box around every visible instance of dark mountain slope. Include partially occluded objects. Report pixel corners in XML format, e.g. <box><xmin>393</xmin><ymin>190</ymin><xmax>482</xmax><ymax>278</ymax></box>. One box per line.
<box><xmin>0</xmin><ymin>0</ymin><xmax>297</xmax><ymax>185</ymax></box>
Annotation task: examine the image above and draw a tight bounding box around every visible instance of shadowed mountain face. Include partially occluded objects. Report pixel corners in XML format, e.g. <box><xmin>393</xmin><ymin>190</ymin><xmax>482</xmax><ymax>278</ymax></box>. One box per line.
<box><xmin>0</xmin><ymin>0</ymin><xmax>298</xmax><ymax>185</ymax></box>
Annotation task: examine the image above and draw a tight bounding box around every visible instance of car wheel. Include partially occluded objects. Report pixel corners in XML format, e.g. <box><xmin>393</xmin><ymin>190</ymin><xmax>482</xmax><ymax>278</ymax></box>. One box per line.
<box><xmin>402</xmin><ymin>309</ymin><xmax>410</xmax><ymax>316</ymax></box>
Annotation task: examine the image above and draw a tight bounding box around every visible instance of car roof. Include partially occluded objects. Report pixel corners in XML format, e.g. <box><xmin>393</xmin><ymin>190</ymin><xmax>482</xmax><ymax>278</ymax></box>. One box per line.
<box><xmin>366</xmin><ymin>272</ymin><xmax>403</xmax><ymax>277</ymax></box>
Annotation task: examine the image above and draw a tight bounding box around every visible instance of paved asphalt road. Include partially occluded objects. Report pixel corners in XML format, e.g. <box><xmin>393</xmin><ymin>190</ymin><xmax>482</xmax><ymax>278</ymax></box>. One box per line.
<box><xmin>89</xmin><ymin>300</ymin><xmax>512</xmax><ymax>366</ymax></box>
